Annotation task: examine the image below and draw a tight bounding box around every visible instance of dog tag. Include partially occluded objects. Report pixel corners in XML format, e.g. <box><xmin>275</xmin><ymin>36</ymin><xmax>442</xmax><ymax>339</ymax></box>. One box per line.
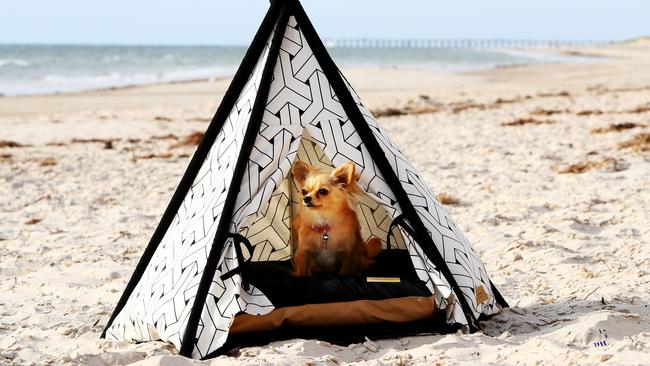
<box><xmin>322</xmin><ymin>233</ymin><xmax>329</xmax><ymax>241</ymax></box>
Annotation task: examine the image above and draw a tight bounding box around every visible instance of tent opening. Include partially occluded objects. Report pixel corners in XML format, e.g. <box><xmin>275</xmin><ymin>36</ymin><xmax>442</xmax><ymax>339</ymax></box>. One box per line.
<box><xmin>217</xmin><ymin>130</ymin><xmax>453</xmax><ymax>345</ymax></box>
<box><xmin>236</xmin><ymin>130</ymin><xmax>408</xmax><ymax>264</ymax></box>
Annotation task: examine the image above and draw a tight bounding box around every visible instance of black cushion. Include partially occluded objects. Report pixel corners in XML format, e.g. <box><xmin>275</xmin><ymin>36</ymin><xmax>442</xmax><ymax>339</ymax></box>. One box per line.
<box><xmin>241</xmin><ymin>249</ymin><xmax>431</xmax><ymax>308</ymax></box>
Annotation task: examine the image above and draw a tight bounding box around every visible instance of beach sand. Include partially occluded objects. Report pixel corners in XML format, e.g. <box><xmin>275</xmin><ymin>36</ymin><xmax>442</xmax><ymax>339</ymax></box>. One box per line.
<box><xmin>1</xmin><ymin>44</ymin><xmax>649</xmax><ymax>365</ymax></box>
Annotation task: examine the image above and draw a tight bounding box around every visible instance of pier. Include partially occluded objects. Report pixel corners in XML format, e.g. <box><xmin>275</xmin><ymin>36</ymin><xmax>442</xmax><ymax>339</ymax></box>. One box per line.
<box><xmin>323</xmin><ymin>38</ymin><xmax>612</xmax><ymax>48</ymax></box>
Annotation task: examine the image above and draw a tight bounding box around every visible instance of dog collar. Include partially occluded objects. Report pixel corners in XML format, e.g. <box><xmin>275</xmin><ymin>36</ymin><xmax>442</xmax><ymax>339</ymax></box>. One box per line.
<box><xmin>311</xmin><ymin>224</ymin><xmax>331</xmax><ymax>233</ymax></box>
<box><xmin>311</xmin><ymin>224</ymin><xmax>331</xmax><ymax>245</ymax></box>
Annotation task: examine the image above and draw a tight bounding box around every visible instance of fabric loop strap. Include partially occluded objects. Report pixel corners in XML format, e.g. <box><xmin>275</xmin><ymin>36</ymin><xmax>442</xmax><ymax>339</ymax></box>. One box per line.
<box><xmin>386</xmin><ymin>214</ymin><xmax>414</xmax><ymax>250</ymax></box>
<box><xmin>220</xmin><ymin>233</ymin><xmax>254</xmax><ymax>291</ymax></box>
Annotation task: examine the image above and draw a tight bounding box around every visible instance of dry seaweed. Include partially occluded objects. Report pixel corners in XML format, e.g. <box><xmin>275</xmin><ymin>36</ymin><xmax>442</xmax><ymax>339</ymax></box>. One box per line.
<box><xmin>494</xmin><ymin>95</ymin><xmax>532</xmax><ymax>105</ymax></box>
<box><xmin>450</xmin><ymin>102</ymin><xmax>488</xmax><ymax>114</ymax></box>
<box><xmin>370</xmin><ymin>108</ymin><xmax>407</xmax><ymax>118</ymax></box>
<box><xmin>371</xmin><ymin>95</ymin><xmax>442</xmax><ymax>117</ymax></box>
<box><xmin>530</xmin><ymin>108</ymin><xmax>567</xmax><ymax>116</ymax></box>
<box><xmin>170</xmin><ymin>132</ymin><xmax>204</xmax><ymax>148</ymax></box>
<box><xmin>576</xmin><ymin>110</ymin><xmax>604</xmax><ymax>116</ymax></box>
<box><xmin>627</xmin><ymin>105</ymin><xmax>650</xmax><ymax>114</ymax></box>
<box><xmin>618</xmin><ymin>133</ymin><xmax>650</xmax><ymax>152</ymax></box>
<box><xmin>371</xmin><ymin>94</ymin><xmax>536</xmax><ymax>117</ymax></box>
<box><xmin>38</xmin><ymin>158</ymin><xmax>58</xmax><ymax>167</ymax></box>
<box><xmin>151</xmin><ymin>134</ymin><xmax>178</xmax><ymax>140</ymax></box>
<box><xmin>537</xmin><ymin>91</ymin><xmax>571</xmax><ymax>98</ymax></box>
<box><xmin>408</xmin><ymin>106</ymin><xmax>441</xmax><ymax>115</ymax></box>
<box><xmin>558</xmin><ymin>158</ymin><xmax>622</xmax><ymax>174</ymax></box>
<box><xmin>0</xmin><ymin>153</ymin><xmax>12</xmax><ymax>163</ymax></box>
<box><xmin>588</xmin><ymin>85</ymin><xmax>650</xmax><ymax>95</ymax></box>
<box><xmin>0</xmin><ymin>140</ymin><xmax>28</xmax><ymax>148</ymax></box>
<box><xmin>590</xmin><ymin>122</ymin><xmax>647</xmax><ymax>134</ymax></box>
<box><xmin>502</xmin><ymin>118</ymin><xmax>556</xmax><ymax>126</ymax></box>
<box><xmin>436</xmin><ymin>193</ymin><xmax>460</xmax><ymax>205</ymax></box>
<box><xmin>71</xmin><ymin>138</ymin><xmax>117</xmax><ymax>149</ymax></box>
<box><xmin>132</xmin><ymin>152</ymin><xmax>174</xmax><ymax>161</ymax></box>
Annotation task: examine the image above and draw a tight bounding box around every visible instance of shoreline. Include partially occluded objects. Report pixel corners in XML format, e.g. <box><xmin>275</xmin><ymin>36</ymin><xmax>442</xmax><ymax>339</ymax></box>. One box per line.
<box><xmin>0</xmin><ymin>75</ymin><xmax>231</xmax><ymax>99</ymax></box>
<box><xmin>0</xmin><ymin>45</ymin><xmax>608</xmax><ymax>99</ymax></box>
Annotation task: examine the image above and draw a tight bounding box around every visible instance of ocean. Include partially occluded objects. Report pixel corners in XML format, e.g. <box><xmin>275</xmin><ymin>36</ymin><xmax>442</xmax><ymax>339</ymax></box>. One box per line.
<box><xmin>0</xmin><ymin>44</ymin><xmax>590</xmax><ymax>96</ymax></box>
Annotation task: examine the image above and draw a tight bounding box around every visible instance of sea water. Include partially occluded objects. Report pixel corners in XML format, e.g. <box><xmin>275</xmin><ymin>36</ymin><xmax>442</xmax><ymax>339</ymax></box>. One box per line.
<box><xmin>0</xmin><ymin>44</ymin><xmax>590</xmax><ymax>96</ymax></box>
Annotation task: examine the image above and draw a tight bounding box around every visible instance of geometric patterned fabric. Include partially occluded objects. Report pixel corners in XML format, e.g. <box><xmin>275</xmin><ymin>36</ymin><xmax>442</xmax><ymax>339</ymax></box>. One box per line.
<box><xmin>104</xmin><ymin>5</ymin><xmax>504</xmax><ymax>359</ymax></box>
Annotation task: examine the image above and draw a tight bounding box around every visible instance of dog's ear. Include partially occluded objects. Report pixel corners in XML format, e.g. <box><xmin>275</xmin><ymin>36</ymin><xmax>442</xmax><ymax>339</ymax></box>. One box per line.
<box><xmin>292</xmin><ymin>161</ymin><xmax>313</xmax><ymax>186</ymax></box>
<box><xmin>332</xmin><ymin>162</ymin><xmax>357</xmax><ymax>187</ymax></box>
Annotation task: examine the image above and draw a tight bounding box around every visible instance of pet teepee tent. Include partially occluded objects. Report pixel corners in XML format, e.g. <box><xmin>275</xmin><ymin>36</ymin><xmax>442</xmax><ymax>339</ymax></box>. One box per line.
<box><xmin>102</xmin><ymin>0</ymin><xmax>508</xmax><ymax>359</ymax></box>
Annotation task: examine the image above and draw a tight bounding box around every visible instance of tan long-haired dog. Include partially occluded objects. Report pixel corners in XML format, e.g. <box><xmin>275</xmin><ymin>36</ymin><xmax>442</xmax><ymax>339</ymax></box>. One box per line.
<box><xmin>291</xmin><ymin>161</ymin><xmax>382</xmax><ymax>276</ymax></box>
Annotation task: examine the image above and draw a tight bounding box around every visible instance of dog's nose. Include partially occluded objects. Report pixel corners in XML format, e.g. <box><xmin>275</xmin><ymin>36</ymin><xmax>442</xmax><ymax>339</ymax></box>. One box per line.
<box><xmin>303</xmin><ymin>196</ymin><xmax>312</xmax><ymax>204</ymax></box>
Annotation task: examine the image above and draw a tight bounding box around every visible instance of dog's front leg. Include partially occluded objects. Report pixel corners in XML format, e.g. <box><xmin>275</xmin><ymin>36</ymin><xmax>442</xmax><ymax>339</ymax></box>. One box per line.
<box><xmin>293</xmin><ymin>249</ymin><xmax>309</xmax><ymax>276</ymax></box>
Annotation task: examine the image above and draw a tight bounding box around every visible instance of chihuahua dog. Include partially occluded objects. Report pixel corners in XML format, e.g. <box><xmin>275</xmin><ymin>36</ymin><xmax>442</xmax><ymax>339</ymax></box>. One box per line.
<box><xmin>291</xmin><ymin>160</ymin><xmax>382</xmax><ymax>276</ymax></box>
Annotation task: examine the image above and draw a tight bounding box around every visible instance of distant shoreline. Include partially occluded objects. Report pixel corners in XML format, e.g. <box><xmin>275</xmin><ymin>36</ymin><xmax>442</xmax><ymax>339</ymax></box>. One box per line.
<box><xmin>0</xmin><ymin>76</ymin><xmax>233</xmax><ymax>99</ymax></box>
<box><xmin>0</xmin><ymin>44</ymin><xmax>603</xmax><ymax>98</ymax></box>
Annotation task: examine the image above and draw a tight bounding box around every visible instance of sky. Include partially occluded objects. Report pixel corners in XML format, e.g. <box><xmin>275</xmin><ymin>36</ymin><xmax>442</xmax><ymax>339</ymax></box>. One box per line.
<box><xmin>1</xmin><ymin>0</ymin><xmax>649</xmax><ymax>45</ymax></box>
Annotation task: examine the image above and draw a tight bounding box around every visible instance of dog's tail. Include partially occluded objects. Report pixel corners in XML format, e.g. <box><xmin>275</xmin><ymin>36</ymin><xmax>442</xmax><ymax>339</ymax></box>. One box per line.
<box><xmin>365</xmin><ymin>237</ymin><xmax>383</xmax><ymax>259</ymax></box>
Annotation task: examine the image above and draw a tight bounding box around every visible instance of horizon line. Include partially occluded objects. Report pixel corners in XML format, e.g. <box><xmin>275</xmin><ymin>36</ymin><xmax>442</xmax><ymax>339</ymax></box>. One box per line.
<box><xmin>1</xmin><ymin>36</ymin><xmax>645</xmax><ymax>48</ymax></box>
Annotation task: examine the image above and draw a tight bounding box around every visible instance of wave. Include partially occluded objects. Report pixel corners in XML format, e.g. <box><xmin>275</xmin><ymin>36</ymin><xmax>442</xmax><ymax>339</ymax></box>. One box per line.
<box><xmin>0</xmin><ymin>58</ymin><xmax>30</xmax><ymax>67</ymax></box>
<box><xmin>0</xmin><ymin>66</ymin><xmax>236</xmax><ymax>96</ymax></box>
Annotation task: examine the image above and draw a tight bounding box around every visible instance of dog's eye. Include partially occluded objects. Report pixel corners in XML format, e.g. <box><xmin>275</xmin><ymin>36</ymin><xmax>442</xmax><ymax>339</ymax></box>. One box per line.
<box><xmin>301</xmin><ymin>189</ymin><xmax>307</xmax><ymax>196</ymax></box>
<box><xmin>318</xmin><ymin>188</ymin><xmax>328</xmax><ymax>196</ymax></box>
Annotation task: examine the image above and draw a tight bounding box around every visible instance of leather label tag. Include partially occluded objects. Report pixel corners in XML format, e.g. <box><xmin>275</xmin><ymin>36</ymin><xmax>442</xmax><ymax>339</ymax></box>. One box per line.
<box><xmin>476</xmin><ymin>285</ymin><xmax>489</xmax><ymax>305</ymax></box>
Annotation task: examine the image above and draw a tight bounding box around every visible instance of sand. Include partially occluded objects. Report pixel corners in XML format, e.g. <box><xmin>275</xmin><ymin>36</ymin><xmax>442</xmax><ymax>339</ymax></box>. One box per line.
<box><xmin>1</xmin><ymin>44</ymin><xmax>649</xmax><ymax>365</ymax></box>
